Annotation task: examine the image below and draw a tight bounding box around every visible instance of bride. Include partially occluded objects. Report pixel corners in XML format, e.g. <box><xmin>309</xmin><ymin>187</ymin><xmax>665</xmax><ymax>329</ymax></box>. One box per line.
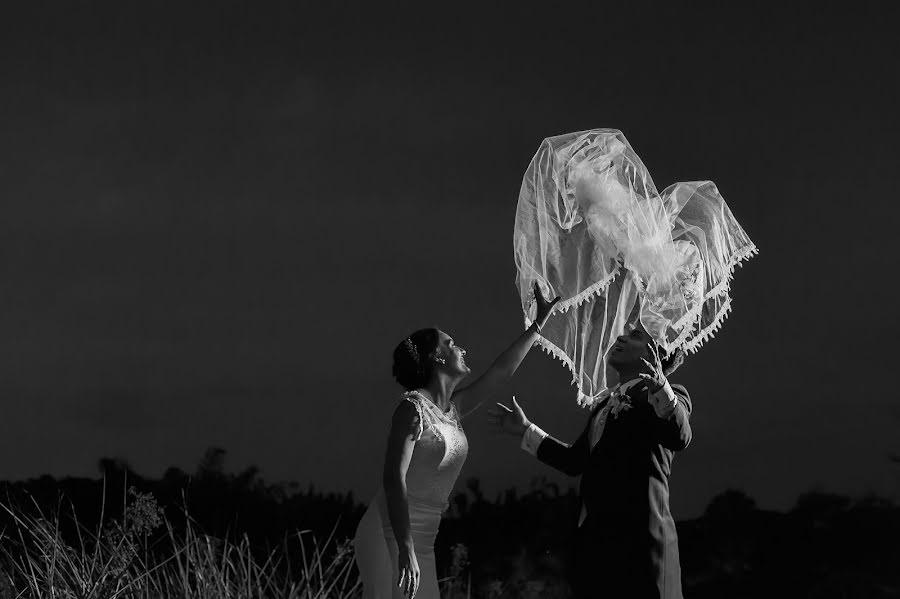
<box><xmin>353</xmin><ymin>283</ymin><xmax>558</xmax><ymax>598</ymax></box>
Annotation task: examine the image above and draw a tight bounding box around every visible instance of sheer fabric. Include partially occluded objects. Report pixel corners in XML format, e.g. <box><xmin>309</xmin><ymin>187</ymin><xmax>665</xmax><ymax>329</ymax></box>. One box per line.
<box><xmin>354</xmin><ymin>391</ymin><xmax>469</xmax><ymax>598</ymax></box>
<box><xmin>514</xmin><ymin>129</ymin><xmax>757</xmax><ymax>406</ymax></box>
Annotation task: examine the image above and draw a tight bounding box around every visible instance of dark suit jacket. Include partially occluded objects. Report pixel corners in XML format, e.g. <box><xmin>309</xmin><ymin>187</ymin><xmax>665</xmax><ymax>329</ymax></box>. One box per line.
<box><xmin>536</xmin><ymin>383</ymin><xmax>692</xmax><ymax>599</ymax></box>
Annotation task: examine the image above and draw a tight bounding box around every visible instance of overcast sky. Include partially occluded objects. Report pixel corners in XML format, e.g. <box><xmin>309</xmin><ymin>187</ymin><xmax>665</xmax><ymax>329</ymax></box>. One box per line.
<box><xmin>1</xmin><ymin>2</ymin><xmax>898</xmax><ymax>519</ymax></box>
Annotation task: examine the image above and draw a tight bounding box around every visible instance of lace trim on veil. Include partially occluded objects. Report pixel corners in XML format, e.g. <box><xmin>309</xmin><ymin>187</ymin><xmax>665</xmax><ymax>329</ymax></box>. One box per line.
<box><xmin>662</xmin><ymin>242</ymin><xmax>758</xmax><ymax>351</ymax></box>
<box><xmin>525</xmin><ymin>242</ymin><xmax>758</xmax><ymax>408</ymax></box>
<box><xmin>680</xmin><ymin>243</ymin><xmax>758</xmax><ymax>353</ymax></box>
<box><xmin>553</xmin><ymin>264</ymin><xmax>622</xmax><ymax>314</ymax></box>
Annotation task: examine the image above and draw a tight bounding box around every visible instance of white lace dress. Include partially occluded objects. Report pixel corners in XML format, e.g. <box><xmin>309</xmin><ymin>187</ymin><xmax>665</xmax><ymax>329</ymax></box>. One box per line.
<box><xmin>354</xmin><ymin>390</ymin><xmax>469</xmax><ymax>599</ymax></box>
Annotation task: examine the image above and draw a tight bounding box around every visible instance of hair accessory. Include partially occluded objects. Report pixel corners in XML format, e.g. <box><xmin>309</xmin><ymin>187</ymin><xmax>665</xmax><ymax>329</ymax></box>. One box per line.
<box><xmin>403</xmin><ymin>338</ymin><xmax>420</xmax><ymax>365</ymax></box>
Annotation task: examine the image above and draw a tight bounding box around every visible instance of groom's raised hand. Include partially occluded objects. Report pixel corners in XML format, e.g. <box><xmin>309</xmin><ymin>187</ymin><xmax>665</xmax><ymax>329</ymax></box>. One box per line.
<box><xmin>487</xmin><ymin>396</ymin><xmax>531</xmax><ymax>437</ymax></box>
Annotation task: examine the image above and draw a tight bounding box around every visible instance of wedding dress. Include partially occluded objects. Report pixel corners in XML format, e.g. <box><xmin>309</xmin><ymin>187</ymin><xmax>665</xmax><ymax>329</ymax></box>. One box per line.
<box><xmin>354</xmin><ymin>390</ymin><xmax>469</xmax><ymax>598</ymax></box>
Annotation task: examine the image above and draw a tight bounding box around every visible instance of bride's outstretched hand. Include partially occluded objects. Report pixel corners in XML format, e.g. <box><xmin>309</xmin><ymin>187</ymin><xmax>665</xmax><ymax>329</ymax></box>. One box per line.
<box><xmin>487</xmin><ymin>396</ymin><xmax>531</xmax><ymax>437</ymax></box>
<box><xmin>532</xmin><ymin>281</ymin><xmax>561</xmax><ymax>328</ymax></box>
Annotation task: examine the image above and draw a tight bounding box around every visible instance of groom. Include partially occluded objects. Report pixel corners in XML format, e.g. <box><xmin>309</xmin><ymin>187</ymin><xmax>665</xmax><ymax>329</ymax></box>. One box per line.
<box><xmin>489</xmin><ymin>321</ymin><xmax>691</xmax><ymax>599</ymax></box>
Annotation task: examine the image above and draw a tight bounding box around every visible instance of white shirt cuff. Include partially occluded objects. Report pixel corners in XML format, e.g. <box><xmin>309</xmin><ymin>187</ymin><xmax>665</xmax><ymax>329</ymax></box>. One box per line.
<box><xmin>649</xmin><ymin>379</ymin><xmax>679</xmax><ymax>419</ymax></box>
<box><xmin>652</xmin><ymin>379</ymin><xmax>676</xmax><ymax>403</ymax></box>
<box><xmin>520</xmin><ymin>423</ymin><xmax>548</xmax><ymax>456</ymax></box>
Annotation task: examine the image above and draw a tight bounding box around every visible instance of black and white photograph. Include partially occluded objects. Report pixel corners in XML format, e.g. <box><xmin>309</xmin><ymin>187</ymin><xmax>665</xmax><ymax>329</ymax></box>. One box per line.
<box><xmin>1</xmin><ymin>2</ymin><xmax>898</xmax><ymax>598</ymax></box>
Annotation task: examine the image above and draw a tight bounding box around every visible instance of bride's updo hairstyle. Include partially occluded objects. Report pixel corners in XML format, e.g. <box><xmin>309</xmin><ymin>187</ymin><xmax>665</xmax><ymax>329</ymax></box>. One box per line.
<box><xmin>393</xmin><ymin>328</ymin><xmax>440</xmax><ymax>391</ymax></box>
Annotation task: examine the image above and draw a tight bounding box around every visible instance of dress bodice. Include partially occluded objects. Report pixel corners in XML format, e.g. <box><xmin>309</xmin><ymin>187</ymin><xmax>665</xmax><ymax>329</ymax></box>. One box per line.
<box><xmin>398</xmin><ymin>390</ymin><xmax>468</xmax><ymax>511</ymax></box>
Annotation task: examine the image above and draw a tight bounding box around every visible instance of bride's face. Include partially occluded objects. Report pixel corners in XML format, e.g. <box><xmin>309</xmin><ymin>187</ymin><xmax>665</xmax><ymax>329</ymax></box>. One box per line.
<box><xmin>434</xmin><ymin>331</ymin><xmax>470</xmax><ymax>377</ymax></box>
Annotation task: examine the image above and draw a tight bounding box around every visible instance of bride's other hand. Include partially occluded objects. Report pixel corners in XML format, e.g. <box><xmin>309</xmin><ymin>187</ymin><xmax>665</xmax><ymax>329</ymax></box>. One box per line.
<box><xmin>397</xmin><ymin>545</ymin><xmax>420</xmax><ymax>598</ymax></box>
<box><xmin>532</xmin><ymin>281</ymin><xmax>561</xmax><ymax>328</ymax></box>
<box><xmin>487</xmin><ymin>396</ymin><xmax>531</xmax><ymax>436</ymax></box>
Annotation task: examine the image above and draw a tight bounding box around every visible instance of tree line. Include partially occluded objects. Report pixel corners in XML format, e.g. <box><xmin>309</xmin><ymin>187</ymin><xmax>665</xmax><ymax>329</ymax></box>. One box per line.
<box><xmin>1</xmin><ymin>448</ymin><xmax>897</xmax><ymax>598</ymax></box>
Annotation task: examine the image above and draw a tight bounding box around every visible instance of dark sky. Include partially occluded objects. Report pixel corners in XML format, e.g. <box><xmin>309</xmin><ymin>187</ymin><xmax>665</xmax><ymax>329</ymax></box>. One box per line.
<box><xmin>1</xmin><ymin>2</ymin><xmax>898</xmax><ymax>519</ymax></box>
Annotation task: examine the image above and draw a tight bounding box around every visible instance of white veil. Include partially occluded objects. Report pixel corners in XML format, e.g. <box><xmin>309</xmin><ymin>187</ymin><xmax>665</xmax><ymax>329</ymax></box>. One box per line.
<box><xmin>514</xmin><ymin>129</ymin><xmax>757</xmax><ymax>406</ymax></box>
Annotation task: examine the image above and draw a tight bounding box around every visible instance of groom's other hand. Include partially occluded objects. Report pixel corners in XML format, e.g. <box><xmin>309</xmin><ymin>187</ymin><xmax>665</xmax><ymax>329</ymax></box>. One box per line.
<box><xmin>487</xmin><ymin>396</ymin><xmax>531</xmax><ymax>436</ymax></box>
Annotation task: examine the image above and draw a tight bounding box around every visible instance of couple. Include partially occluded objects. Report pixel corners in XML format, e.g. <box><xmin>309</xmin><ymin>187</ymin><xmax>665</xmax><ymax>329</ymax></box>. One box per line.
<box><xmin>353</xmin><ymin>284</ymin><xmax>692</xmax><ymax>599</ymax></box>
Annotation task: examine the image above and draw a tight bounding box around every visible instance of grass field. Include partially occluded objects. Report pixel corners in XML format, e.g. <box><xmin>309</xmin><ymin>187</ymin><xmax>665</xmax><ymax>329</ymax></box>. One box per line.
<box><xmin>0</xmin><ymin>486</ymin><xmax>363</xmax><ymax>599</ymax></box>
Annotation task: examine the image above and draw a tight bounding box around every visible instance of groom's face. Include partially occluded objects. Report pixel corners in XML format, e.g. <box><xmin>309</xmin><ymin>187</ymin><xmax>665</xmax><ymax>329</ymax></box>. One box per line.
<box><xmin>608</xmin><ymin>322</ymin><xmax>652</xmax><ymax>369</ymax></box>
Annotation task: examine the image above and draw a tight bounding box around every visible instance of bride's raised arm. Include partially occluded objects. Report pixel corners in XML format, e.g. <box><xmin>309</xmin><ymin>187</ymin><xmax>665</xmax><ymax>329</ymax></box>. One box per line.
<box><xmin>452</xmin><ymin>282</ymin><xmax>558</xmax><ymax>410</ymax></box>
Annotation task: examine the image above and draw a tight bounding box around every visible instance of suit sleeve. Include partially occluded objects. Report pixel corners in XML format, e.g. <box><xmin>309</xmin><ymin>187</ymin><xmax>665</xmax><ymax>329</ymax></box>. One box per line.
<box><xmin>528</xmin><ymin>416</ymin><xmax>593</xmax><ymax>477</ymax></box>
<box><xmin>654</xmin><ymin>383</ymin><xmax>692</xmax><ymax>451</ymax></box>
